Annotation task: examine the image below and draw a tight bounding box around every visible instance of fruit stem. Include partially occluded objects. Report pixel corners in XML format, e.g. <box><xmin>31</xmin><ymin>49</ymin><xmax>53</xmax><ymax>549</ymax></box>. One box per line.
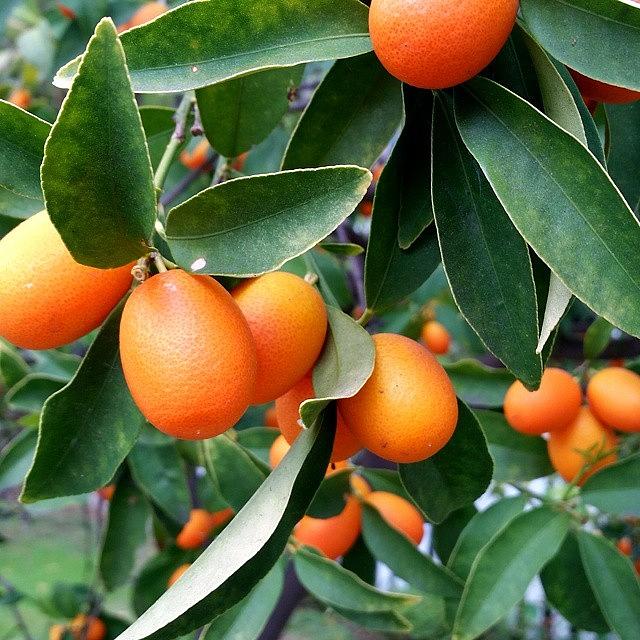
<box><xmin>356</xmin><ymin>307</ymin><xmax>374</xmax><ymax>327</ymax></box>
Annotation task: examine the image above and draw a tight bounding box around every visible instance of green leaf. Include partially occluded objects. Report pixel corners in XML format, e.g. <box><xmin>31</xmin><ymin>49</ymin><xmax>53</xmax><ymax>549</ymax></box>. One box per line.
<box><xmin>21</xmin><ymin>300</ymin><xmax>145</xmax><ymax>503</ymax></box>
<box><xmin>520</xmin><ymin>0</ymin><xmax>640</xmax><ymax>91</ymax></box>
<box><xmin>100</xmin><ymin>473</ymin><xmax>151</xmax><ymax>591</ymax></box>
<box><xmin>361</xmin><ymin>504</ymin><xmax>463</xmax><ymax>599</ymax></box>
<box><xmin>580</xmin><ymin>453</ymin><xmax>640</xmax><ymax>516</ymax></box>
<box><xmin>54</xmin><ymin>0</ymin><xmax>372</xmax><ymax>93</ymax></box>
<box><xmin>400</xmin><ymin>400</ymin><xmax>492</xmax><ymax>524</ymax></box>
<box><xmin>583</xmin><ymin>316</ymin><xmax>614</xmax><ymax>360</ymax></box>
<box><xmin>447</xmin><ymin>496</ymin><xmax>527</xmax><ymax>579</ymax></box>
<box><xmin>443</xmin><ymin>360</ymin><xmax>515</xmax><ymax>409</ymax></box>
<box><xmin>201</xmin><ymin>434</ymin><xmax>267</xmax><ymax>512</ymax></box>
<box><xmin>128</xmin><ymin>429</ymin><xmax>192</xmax><ymax>525</ymax></box>
<box><xmin>283</xmin><ymin>53</ymin><xmax>402</xmax><ymax>170</ymax></box>
<box><xmin>140</xmin><ymin>106</ymin><xmax>185</xmax><ymax>170</ymax></box>
<box><xmin>452</xmin><ymin>507</ymin><xmax>571</xmax><ymax>640</ymax></box>
<box><xmin>0</xmin><ymin>429</ymin><xmax>37</xmax><ymax>492</ymax></box>
<box><xmin>41</xmin><ymin>18</ymin><xmax>155</xmax><ymax>268</ymax></box>
<box><xmin>432</xmin><ymin>93</ymin><xmax>541</xmax><ymax>387</ymax></box>
<box><xmin>0</xmin><ymin>341</ymin><xmax>28</xmax><ymax>389</ymax></box>
<box><xmin>331</xmin><ymin>606</ymin><xmax>412</xmax><ymax>633</ymax></box>
<box><xmin>540</xmin><ymin>532</ymin><xmax>610</xmax><ymax>633</ymax></box>
<box><xmin>342</xmin><ymin>536</ymin><xmax>377</xmax><ymax>586</ymax></box>
<box><xmin>578</xmin><ymin>529</ymin><xmax>640</xmax><ymax>640</ymax></box>
<box><xmin>606</xmin><ymin>101</ymin><xmax>640</xmax><ymax>213</ymax></box>
<box><xmin>28</xmin><ymin>350</ymin><xmax>81</xmax><ymax>380</ymax></box>
<box><xmin>319</xmin><ymin>242</ymin><xmax>364</xmax><ymax>257</ymax></box>
<box><xmin>0</xmin><ymin>100</ymin><xmax>50</xmax><ymax>218</ymax></box>
<box><xmin>117</xmin><ymin>403</ymin><xmax>336</xmax><ymax>640</ymax></box>
<box><xmin>432</xmin><ymin>506</ymin><xmax>478</xmax><ymax>566</ymax></box>
<box><xmin>358</xmin><ymin>469</ymin><xmax>411</xmax><ymax>499</ymax></box>
<box><xmin>306</xmin><ymin>469</ymin><xmax>351</xmax><ymax>518</ymax></box>
<box><xmin>235</xmin><ymin>427</ymin><xmax>280</xmax><ymax>467</ymax></box>
<box><xmin>474</xmin><ymin>409</ymin><xmax>553</xmax><ymax>482</ymax></box>
<box><xmin>294</xmin><ymin>547</ymin><xmax>418</xmax><ymax>612</ymax></box>
<box><xmin>454</xmin><ymin>77</ymin><xmax>640</xmax><ymax>338</ymax></box>
<box><xmin>5</xmin><ymin>374</ymin><xmax>66</xmax><ymax>413</ymax></box>
<box><xmin>166</xmin><ymin>167</ymin><xmax>370</xmax><ymax>277</ymax></box>
<box><xmin>202</xmin><ymin>560</ymin><xmax>285</xmax><ymax>640</ymax></box>
<box><xmin>197</xmin><ymin>66</ymin><xmax>304</xmax><ymax>159</ymax></box>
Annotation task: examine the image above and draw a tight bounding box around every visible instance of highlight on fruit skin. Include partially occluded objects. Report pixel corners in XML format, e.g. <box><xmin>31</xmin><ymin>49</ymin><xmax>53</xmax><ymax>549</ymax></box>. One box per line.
<box><xmin>365</xmin><ymin>490</ymin><xmax>424</xmax><ymax>545</ymax></box>
<box><xmin>338</xmin><ymin>333</ymin><xmax>458</xmax><ymax>463</ymax></box>
<box><xmin>275</xmin><ymin>373</ymin><xmax>361</xmax><ymax>462</ymax></box>
<box><xmin>268</xmin><ymin>433</ymin><xmax>349</xmax><ymax>475</ymax></box>
<box><xmin>421</xmin><ymin>320</ymin><xmax>451</xmax><ymax>355</ymax></box>
<box><xmin>119</xmin><ymin>269</ymin><xmax>258</xmax><ymax>440</ymax></box>
<box><xmin>587</xmin><ymin>367</ymin><xmax>640</xmax><ymax>433</ymax></box>
<box><xmin>294</xmin><ymin>496</ymin><xmax>362</xmax><ymax>560</ymax></box>
<box><xmin>368</xmin><ymin>0</ymin><xmax>519</xmax><ymax>89</ymax></box>
<box><xmin>176</xmin><ymin>507</ymin><xmax>234</xmax><ymax>549</ymax></box>
<box><xmin>0</xmin><ymin>211</ymin><xmax>132</xmax><ymax>350</ymax></box>
<box><xmin>547</xmin><ymin>406</ymin><xmax>618</xmax><ymax>485</ymax></box>
<box><xmin>503</xmin><ymin>367</ymin><xmax>582</xmax><ymax>436</ymax></box>
<box><xmin>232</xmin><ymin>271</ymin><xmax>329</xmax><ymax>404</ymax></box>
<box><xmin>167</xmin><ymin>563</ymin><xmax>191</xmax><ymax>587</ymax></box>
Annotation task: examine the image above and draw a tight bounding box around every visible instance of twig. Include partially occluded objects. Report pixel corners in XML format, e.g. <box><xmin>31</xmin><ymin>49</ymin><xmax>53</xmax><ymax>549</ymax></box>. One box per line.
<box><xmin>159</xmin><ymin>156</ymin><xmax>215</xmax><ymax>207</ymax></box>
<box><xmin>191</xmin><ymin>102</ymin><xmax>204</xmax><ymax>136</ymax></box>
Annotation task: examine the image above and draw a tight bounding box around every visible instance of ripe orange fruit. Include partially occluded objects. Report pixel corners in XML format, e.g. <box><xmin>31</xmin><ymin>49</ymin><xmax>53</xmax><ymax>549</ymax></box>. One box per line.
<box><xmin>365</xmin><ymin>491</ymin><xmax>424</xmax><ymax>545</ymax></box>
<box><xmin>57</xmin><ymin>3</ymin><xmax>76</xmax><ymax>20</ymax></box>
<box><xmin>264</xmin><ymin>406</ymin><xmax>279</xmax><ymax>429</ymax></box>
<box><xmin>127</xmin><ymin>1</ymin><xmax>167</xmax><ymax>28</ymax></box>
<box><xmin>294</xmin><ymin>496</ymin><xmax>361</xmax><ymax>560</ymax></box>
<box><xmin>338</xmin><ymin>333</ymin><xmax>458</xmax><ymax>463</ymax></box>
<box><xmin>49</xmin><ymin>625</ymin><xmax>66</xmax><ymax>640</ymax></box>
<box><xmin>176</xmin><ymin>508</ymin><xmax>233</xmax><ymax>549</ymax></box>
<box><xmin>8</xmin><ymin>88</ymin><xmax>31</xmax><ymax>110</ymax></box>
<box><xmin>180</xmin><ymin>139</ymin><xmax>211</xmax><ymax>170</ymax></box>
<box><xmin>617</xmin><ymin>537</ymin><xmax>633</xmax><ymax>557</ymax></box>
<box><xmin>503</xmin><ymin>367</ymin><xmax>582</xmax><ymax>436</ymax></box>
<box><xmin>570</xmin><ymin>69</ymin><xmax>640</xmax><ymax>105</ymax></box>
<box><xmin>349</xmin><ymin>472</ymin><xmax>372</xmax><ymax>497</ymax></box>
<box><xmin>359</xmin><ymin>201</ymin><xmax>373</xmax><ymax>217</ymax></box>
<box><xmin>587</xmin><ymin>367</ymin><xmax>640</xmax><ymax>433</ymax></box>
<box><xmin>120</xmin><ymin>270</ymin><xmax>257</xmax><ymax>439</ymax></box>
<box><xmin>167</xmin><ymin>563</ymin><xmax>191</xmax><ymax>587</ymax></box>
<box><xmin>0</xmin><ymin>212</ymin><xmax>132</xmax><ymax>350</ymax></box>
<box><xmin>232</xmin><ymin>272</ymin><xmax>328</xmax><ymax>404</ymax></box>
<box><xmin>421</xmin><ymin>320</ymin><xmax>451</xmax><ymax>355</ymax></box>
<box><xmin>547</xmin><ymin>407</ymin><xmax>618</xmax><ymax>484</ymax></box>
<box><xmin>97</xmin><ymin>485</ymin><xmax>115</xmax><ymax>501</ymax></box>
<box><xmin>275</xmin><ymin>374</ymin><xmax>361</xmax><ymax>462</ymax></box>
<box><xmin>62</xmin><ymin>616</ymin><xmax>106</xmax><ymax>640</ymax></box>
<box><xmin>635</xmin><ymin>558</ymin><xmax>640</xmax><ymax>575</ymax></box>
<box><xmin>269</xmin><ymin>434</ymin><xmax>349</xmax><ymax>474</ymax></box>
<box><xmin>368</xmin><ymin>0</ymin><xmax>519</xmax><ymax>89</ymax></box>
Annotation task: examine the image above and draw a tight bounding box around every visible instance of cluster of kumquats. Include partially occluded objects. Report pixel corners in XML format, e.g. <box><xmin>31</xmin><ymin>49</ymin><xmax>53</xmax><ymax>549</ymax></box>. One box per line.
<box><xmin>504</xmin><ymin>365</ymin><xmax>640</xmax><ymax>484</ymax></box>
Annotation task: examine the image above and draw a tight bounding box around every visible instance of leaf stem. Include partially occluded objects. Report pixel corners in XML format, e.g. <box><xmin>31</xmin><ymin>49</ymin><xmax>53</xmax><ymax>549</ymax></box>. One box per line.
<box><xmin>356</xmin><ymin>308</ymin><xmax>374</xmax><ymax>327</ymax></box>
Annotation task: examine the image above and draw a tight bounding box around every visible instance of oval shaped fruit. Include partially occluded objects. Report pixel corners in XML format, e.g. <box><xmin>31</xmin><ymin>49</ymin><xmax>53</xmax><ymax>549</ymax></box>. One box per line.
<box><xmin>294</xmin><ymin>496</ymin><xmax>361</xmax><ymax>560</ymax></box>
<box><xmin>369</xmin><ymin>0</ymin><xmax>519</xmax><ymax>89</ymax></box>
<box><xmin>421</xmin><ymin>320</ymin><xmax>451</xmax><ymax>355</ymax></box>
<box><xmin>617</xmin><ymin>537</ymin><xmax>633</xmax><ymax>557</ymax></box>
<box><xmin>176</xmin><ymin>508</ymin><xmax>234</xmax><ymax>549</ymax></box>
<box><xmin>232</xmin><ymin>272</ymin><xmax>328</xmax><ymax>404</ymax></box>
<box><xmin>180</xmin><ymin>138</ymin><xmax>211</xmax><ymax>170</ymax></box>
<box><xmin>0</xmin><ymin>211</ymin><xmax>132</xmax><ymax>350</ymax></box>
<box><xmin>65</xmin><ymin>616</ymin><xmax>106</xmax><ymax>640</ymax></box>
<box><xmin>570</xmin><ymin>69</ymin><xmax>640</xmax><ymax>105</ymax></box>
<box><xmin>167</xmin><ymin>563</ymin><xmax>191</xmax><ymax>587</ymax></box>
<box><xmin>8</xmin><ymin>88</ymin><xmax>31</xmax><ymax>110</ymax></box>
<box><xmin>503</xmin><ymin>367</ymin><xmax>582</xmax><ymax>436</ymax></box>
<box><xmin>547</xmin><ymin>407</ymin><xmax>618</xmax><ymax>484</ymax></box>
<box><xmin>120</xmin><ymin>270</ymin><xmax>257</xmax><ymax>439</ymax></box>
<box><xmin>365</xmin><ymin>491</ymin><xmax>424</xmax><ymax>545</ymax></box>
<box><xmin>338</xmin><ymin>333</ymin><xmax>458</xmax><ymax>463</ymax></box>
<box><xmin>349</xmin><ymin>472</ymin><xmax>371</xmax><ymax>497</ymax></box>
<box><xmin>587</xmin><ymin>367</ymin><xmax>640</xmax><ymax>433</ymax></box>
<box><xmin>269</xmin><ymin>434</ymin><xmax>349</xmax><ymax>474</ymax></box>
<box><xmin>264</xmin><ymin>406</ymin><xmax>279</xmax><ymax>429</ymax></box>
<box><xmin>275</xmin><ymin>373</ymin><xmax>361</xmax><ymax>462</ymax></box>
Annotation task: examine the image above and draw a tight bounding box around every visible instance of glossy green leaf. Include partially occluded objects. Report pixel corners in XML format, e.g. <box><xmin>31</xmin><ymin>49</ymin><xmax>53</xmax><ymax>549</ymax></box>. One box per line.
<box><xmin>581</xmin><ymin>453</ymin><xmax>640</xmax><ymax>516</ymax></box>
<box><xmin>117</xmin><ymin>404</ymin><xmax>336</xmax><ymax>640</ymax></box>
<box><xmin>100</xmin><ymin>473</ymin><xmax>151</xmax><ymax>591</ymax></box>
<box><xmin>197</xmin><ymin>66</ymin><xmax>303</xmax><ymax>158</ymax></box>
<box><xmin>235</xmin><ymin>427</ymin><xmax>280</xmax><ymax>467</ymax></box>
<box><xmin>432</xmin><ymin>505</ymin><xmax>478</xmax><ymax>566</ymax></box>
<box><xmin>294</xmin><ymin>547</ymin><xmax>418</xmax><ymax>612</ymax></box>
<box><xmin>42</xmin><ymin>19</ymin><xmax>155</xmax><ymax>268</ymax></box>
<box><xmin>455</xmin><ymin>77</ymin><xmax>640</xmax><ymax>338</ymax></box>
<box><xmin>447</xmin><ymin>496</ymin><xmax>527</xmax><ymax>579</ymax></box>
<box><xmin>0</xmin><ymin>100</ymin><xmax>50</xmax><ymax>218</ymax></box>
<box><xmin>202</xmin><ymin>560</ymin><xmax>285</xmax><ymax>640</ymax></box>
<box><xmin>443</xmin><ymin>360</ymin><xmax>514</xmax><ymax>409</ymax></box>
<box><xmin>283</xmin><ymin>53</ymin><xmax>402</xmax><ymax>170</ymax></box>
<box><xmin>401</xmin><ymin>594</ymin><xmax>450</xmax><ymax>639</ymax></box>
<box><xmin>0</xmin><ymin>341</ymin><xmax>28</xmax><ymax>389</ymax></box>
<box><xmin>201</xmin><ymin>434</ymin><xmax>266</xmax><ymax>512</ymax></box>
<box><xmin>607</xmin><ymin>101</ymin><xmax>640</xmax><ymax>213</ymax></box>
<box><xmin>520</xmin><ymin>0</ymin><xmax>640</xmax><ymax>91</ymax></box>
<box><xmin>5</xmin><ymin>374</ymin><xmax>66</xmax><ymax>413</ymax></box>
<box><xmin>28</xmin><ymin>350</ymin><xmax>81</xmax><ymax>380</ymax></box>
<box><xmin>307</xmin><ymin>469</ymin><xmax>351</xmax><ymax>518</ymax></box>
<box><xmin>0</xmin><ymin>429</ymin><xmax>37</xmax><ymax>492</ymax></box>
<box><xmin>540</xmin><ymin>532</ymin><xmax>609</xmax><ymax>633</ymax></box>
<box><xmin>332</xmin><ymin>606</ymin><xmax>412</xmax><ymax>633</ymax></box>
<box><xmin>453</xmin><ymin>507</ymin><xmax>571</xmax><ymax>640</ymax></box>
<box><xmin>342</xmin><ymin>536</ymin><xmax>377</xmax><ymax>586</ymax></box>
<box><xmin>128</xmin><ymin>429</ymin><xmax>191</xmax><ymax>525</ymax></box>
<box><xmin>432</xmin><ymin>93</ymin><xmax>541</xmax><ymax>387</ymax></box>
<box><xmin>583</xmin><ymin>316</ymin><xmax>614</xmax><ymax>359</ymax></box>
<box><xmin>400</xmin><ymin>400</ymin><xmax>492</xmax><ymax>524</ymax></box>
<box><xmin>578</xmin><ymin>529</ymin><xmax>640</xmax><ymax>640</ymax></box>
<box><xmin>21</xmin><ymin>300</ymin><xmax>145</xmax><ymax>502</ymax></box>
<box><xmin>55</xmin><ymin>0</ymin><xmax>372</xmax><ymax>93</ymax></box>
<box><xmin>319</xmin><ymin>242</ymin><xmax>364</xmax><ymax>257</ymax></box>
<box><xmin>474</xmin><ymin>409</ymin><xmax>553</xmax><ymax>482</ymax></box>
<box><xmin>301</xmin><ymin>249</ymin><xmax>354</xmax><ymax>311</ymax></box>
<box><xmin>361</xmin><ymin>504</ymin><xmax>463</xmax><ymax>599</ymax></box>
<box><xmin>166</xmin><ymin>167</ymin><xmax>370</xmax><ymax>277</ymax></box>
<box><xmin>358</xmin><ymin>469</ymin><xmax>411</xmax><ymax>499</ymax></box>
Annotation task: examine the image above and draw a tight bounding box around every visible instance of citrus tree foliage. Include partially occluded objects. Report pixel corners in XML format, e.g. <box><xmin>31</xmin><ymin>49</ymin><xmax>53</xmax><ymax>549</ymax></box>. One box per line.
<box><xmin>0</xmin><ymin>1</ymin><xmax>640</xmax><ymax>640</ymax></box>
